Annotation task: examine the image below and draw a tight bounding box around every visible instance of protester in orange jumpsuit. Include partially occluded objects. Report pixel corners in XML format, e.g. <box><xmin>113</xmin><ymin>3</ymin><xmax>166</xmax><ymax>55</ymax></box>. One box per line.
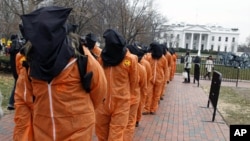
<box><xmin>170</xmin><ymin>48</ymin><xmax>177</xmax><ymax>80</ymax></box>
<box><xmin>165</xmin><ymin>48</ymin><xmax>173</xmax><ymax>83</ymax></box>
<box><xmin>13</xmin><ymin>6</ymin><xmax>107</xmax><ymax>141</ymax></box>
<box><xmin>130</xmin><ymin>45</ymin><xmax>151</xmax><ymax>127</ymax></box>
<box><xmin>95</xmin><ymin>29</ymin><xmax>138</xmax><ymax>141</ymax></box>
<box><xmin>143</xmin><ymin>42</ymin><xmax>167</xmax><ymax>115</ymax></box>
<box><xmin>84</xmin><ymin>33</ymin><xmax>102</xmax><ymax>60</ymax></box>
<box><xmin>159</xmin><ymin>44</ymin><xmax>169</xmax><ymax>100</ymax></box>
<box><xmin>123</xmin><ymin>44</ymin><xmax>147</xmax><ymax>140</ymax></box>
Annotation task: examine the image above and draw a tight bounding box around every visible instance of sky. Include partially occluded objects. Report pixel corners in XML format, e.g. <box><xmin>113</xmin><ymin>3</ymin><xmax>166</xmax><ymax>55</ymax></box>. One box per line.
<box><xmin>154</xmin><ymin>0</ymin><xmax>250</xmax><ymax>44</ymax></box>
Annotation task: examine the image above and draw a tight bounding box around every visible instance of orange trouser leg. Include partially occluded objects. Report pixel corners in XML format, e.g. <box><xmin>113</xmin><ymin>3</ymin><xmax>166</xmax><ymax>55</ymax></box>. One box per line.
<box><xmin>108</xmin><ymin>99</ymin><xmax>130</xmax><ymax>141</ymax></box>
<box><xmin>137</xmin><ymin>93</ymin><xmax>146</xmax><ymax>122</ymax></box>
<box><xmin>150</xmin><ymin>84</ymin><xmax>164</xmax><ymax>112</ymax></box>
<box><xmin>124</xmin><ymin>103</ymin><xmax>140</xmax><ymax>141</ymax></box>
<box><xmin>144</xmin><ymin>85</ymin><xmax>153</xmax><ymax>113</ymax></box>
<box><xmin>160</xmin><ymin>83</ymin><xmax>167</xmax><ymax>97</ymax></box>
<box><xmin>95</xmin><ymin>105</ymin><xmax>111</xmax><ymax>141</ymax></box>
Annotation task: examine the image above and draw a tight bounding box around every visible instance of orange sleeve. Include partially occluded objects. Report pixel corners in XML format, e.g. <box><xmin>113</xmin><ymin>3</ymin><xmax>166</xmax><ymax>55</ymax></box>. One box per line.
<box><xmin>129</xmin><ymin>54</ymin><xmax>139</xmax><ymax>94</ymax></box>
<box><xmin>14</xmin><ymin>68</ymin><xmax>34</xmax><ymax>141</ymax></box>
<box><xmin>15</xmin><ymin>53</ymin><xmax>23</xmax><ymax>76</ymax></box>
<box><xmin>84</xmin><ymin>47</ymin><xmax>107</xmax><ymax>109</ymax></box>
<box><xmin>139</xmin><ymin>64</ymin><xmax>147</xmax><ymax>97</ymax></box>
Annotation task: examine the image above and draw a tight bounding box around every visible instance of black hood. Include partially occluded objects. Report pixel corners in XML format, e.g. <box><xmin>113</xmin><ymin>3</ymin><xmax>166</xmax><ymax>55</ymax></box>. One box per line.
<box><xmin>21</xmin><ymin>6</ymin><xmax>74</xmax><ymax>82</ymax></box>
<box><xmin>150</xmin><ymin>42</ymin><xmax>163</xmax><ymax>59</ymax></box>
<box><xmin>85</xmin><ymin>33</ymin><xmax>97</xmax><ymax>50</ymax></box>
<box><xmin>101</xmin><ymin>29</ymin><xmax>127</xmax><ymax>66</ymax></box>
<box><xmin>126</xmin><ymin>44</ymin><xmax>144</xmax><ymax>62</ymax></box>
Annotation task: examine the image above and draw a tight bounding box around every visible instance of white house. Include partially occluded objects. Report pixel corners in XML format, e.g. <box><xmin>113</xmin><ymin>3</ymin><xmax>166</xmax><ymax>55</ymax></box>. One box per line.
<box><xmin>158</xmin><ymin>23</ymin><xmax>240</xmax><ymax>55</ymax></box>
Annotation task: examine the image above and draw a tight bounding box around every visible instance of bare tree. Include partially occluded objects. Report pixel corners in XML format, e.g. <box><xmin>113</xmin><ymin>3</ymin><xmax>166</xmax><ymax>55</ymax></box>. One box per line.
<box><xmin>246</xmin><ymin>35</ymin><xmax>250</xmax><ymax>47</ymax></box>
<box><xmin>0</xmin><ymin>0</ymin><xmax>169</xmax><ymax>47</ymax></box>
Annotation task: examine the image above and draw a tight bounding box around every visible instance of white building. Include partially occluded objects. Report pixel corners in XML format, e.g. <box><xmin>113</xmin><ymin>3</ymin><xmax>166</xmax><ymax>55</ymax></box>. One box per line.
<box><xmin>158</xmin><ymin>23</ymin><xmax>240</xmax><ymax>55</ymax></box>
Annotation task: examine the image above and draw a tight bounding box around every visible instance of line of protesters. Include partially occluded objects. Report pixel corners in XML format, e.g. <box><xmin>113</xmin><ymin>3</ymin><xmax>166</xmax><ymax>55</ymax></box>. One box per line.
<box><xmin>12</xmin><ymin>6</ymin><xmax>177</xmax><ymax>141</ymax></box>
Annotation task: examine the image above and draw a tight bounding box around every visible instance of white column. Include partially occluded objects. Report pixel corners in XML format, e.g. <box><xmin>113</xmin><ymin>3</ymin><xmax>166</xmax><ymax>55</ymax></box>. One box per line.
<box><xmin>190</xmin><ymin>33</ymin><xmax>194</xmax><ymax>50</ymax></box>
<box><xmin>206</xmin><ymin>34</ymin><xmax>210</xmax><ymax>51</ymax></box>
<box><xmin>182</xmin><ymin>32</ymin><xmax>185</xmax><ymax>48</ymax></box>
<box><xmin>198</xmin><ymin>33</ymin><xmax>202</xmax><ymax>56</ymax></box>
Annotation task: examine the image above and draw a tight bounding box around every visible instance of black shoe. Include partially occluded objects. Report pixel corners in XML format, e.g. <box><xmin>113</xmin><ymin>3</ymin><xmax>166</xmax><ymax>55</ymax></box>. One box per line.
<box><xmin>7</xmin><ymin>106</ymin><xmax>15</xmax><ymax>110</ymax></box>
<box><xmin>150</xmin><ymin>112</ymin><xmax>155</xmax><ymax>115</ymax></box>
<box><xmin>135</xmin><ymin>121</ymin><xmax>139</xmax><ymax>127</ymax></box>
<box><xmin>142</xmin><ymin>112</ymin><xmax>150</xmax><ymax>115</ymax></box>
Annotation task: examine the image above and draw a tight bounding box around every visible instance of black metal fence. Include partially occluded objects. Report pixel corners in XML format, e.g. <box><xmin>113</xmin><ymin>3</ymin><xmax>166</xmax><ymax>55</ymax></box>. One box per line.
<box><xmin>176</xmin><ymin>62</ymin><xmax>250</xmax><ymax>83</ymax></box>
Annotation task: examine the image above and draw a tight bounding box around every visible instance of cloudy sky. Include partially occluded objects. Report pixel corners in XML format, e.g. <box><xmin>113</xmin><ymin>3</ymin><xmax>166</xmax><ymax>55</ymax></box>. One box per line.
<box><xmin>155</xmin><ymin>0</ymin><xmax>250</xmax><ymax>44</ymax></box>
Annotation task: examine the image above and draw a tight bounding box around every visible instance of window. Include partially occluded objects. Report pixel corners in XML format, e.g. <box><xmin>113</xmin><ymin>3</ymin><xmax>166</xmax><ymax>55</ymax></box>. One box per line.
<box><xmin>170</xmin><ymin>42</ymin><xmax>172</xmax><ymax>47</ymax></box>
<box><xmin>202</xmin><ymin>35</ymin><xmax>205</xmax><ymax>41</ymax></box>
<box><xmin>176</xmin><ymin>43</ymin><xmax>179</xmax><ymax>48</ymax></box>
<box><xmin>186</xmin><ymin>36</ymin><xmax>189</xmax><ymax>40</ymax></box>
<box><xmin>171</xmin><ymin>34</ymin><xmax>174</xmax><ymax>39</ymax></box>
<box><xmin>218</xmin><ymin>46</ymin><xmax>220</xmax><ymax>52</ymax></box>
<box><xmin>225</xmin><ymin>37</ymin><xmax>228</xmax><ymax>42</ymax></box>
<box><xmin>224</xmin><ymin>46</ymin><xmax>227</xmax><ymax>52</ymax></box>
<box><xmin>218</xmin><ymin>36</ymin><xmax>221</xmax><ymax>41</ymax></box>
<box><xmin>211</xmin><ymin>45</ymin><xmax>214</xmax><ymax>51</ymax></box>
<box><xmin>194</xmin><ymin>35</ymin><xmax>197</xmax><ymax>40</ymax></box>
<box><xmin>212</xmin><ymin>36</ymin><xmax>214</xmax><ymax>41</ymax></box>
<box><xmin>186</xmin><ymin>43</ymin><xmax>189</xmax><ymax>49</ymax></box>
<box><xmin>201</xmin><ymin>44</ymin><xmax>204</xmax><ymax>51</ymax></box>
<box><xmin>232</xmin><ymin>37</ymin><xmax>235</xmax><ymax>42</ymax></box>
<box><xmin>176</xmin><ymin>34</ymin><xmax>180</xmax><ymax>39</ymax></box>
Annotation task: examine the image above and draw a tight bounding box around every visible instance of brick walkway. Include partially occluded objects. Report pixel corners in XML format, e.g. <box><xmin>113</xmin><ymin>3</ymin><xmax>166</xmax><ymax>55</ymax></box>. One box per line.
<box><xmin>0</xmin><ymin>74</ymin><xmax>230</xmax><ymax>141</ymax></box>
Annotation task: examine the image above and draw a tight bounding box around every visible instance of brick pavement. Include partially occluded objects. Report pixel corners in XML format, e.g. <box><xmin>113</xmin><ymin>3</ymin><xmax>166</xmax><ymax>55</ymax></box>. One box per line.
<box><xmin>0</xmin><ymin>74</ymin><xmax>230</xmax><ymax>141</ymax></box>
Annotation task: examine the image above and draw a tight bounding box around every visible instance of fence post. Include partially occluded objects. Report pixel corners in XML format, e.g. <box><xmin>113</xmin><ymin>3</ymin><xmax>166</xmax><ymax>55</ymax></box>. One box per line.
<box><xmin>207</xmin><ymin>71</ymin><xmax>222</xmax><ymax>122</ymax></box>
<box><xmin>236</xmin><ymin>67</ymin><xmax>240</xmax><ymax>87</ymax></box>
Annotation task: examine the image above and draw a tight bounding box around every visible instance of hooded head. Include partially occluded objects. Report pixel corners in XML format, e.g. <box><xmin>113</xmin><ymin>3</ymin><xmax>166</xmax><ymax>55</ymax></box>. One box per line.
<box><xmin>126</xmin><ymin>44</ymin><xmax>145</xmax><ymax>62</ymax></box>
<box><xmin>150</xmin><ymin>42</ymin><xmax>163</xmax><ymax>59</ymax></box>
<box><xmin>10</xmin><ymin>34</ymin><xmax>18</xmax><ymax>40</ymax></box>
<box><xmin>21</xmin><ymin>6</ymin><xmax>74</xmax><ymax>82</ymax></box>
<box><xmin>85</xmin><ymin>33</ymin><xmax>97</xmax><ymax>50</ymax></box>
<box><xmin>101</xmin><ymin>29</ymin><xmax>127</xmax><ymax>66</ymax></box>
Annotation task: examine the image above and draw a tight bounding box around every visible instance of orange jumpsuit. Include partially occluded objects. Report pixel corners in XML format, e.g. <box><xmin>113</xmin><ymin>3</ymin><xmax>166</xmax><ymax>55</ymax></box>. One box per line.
<box><xmin>171</xmin><ymin>53</ymin><xmax>177</xmax><ymax>80</ymax></box>
<box><xmin>144</xmin><ymin>53</ymin><xmax>167</xmax><ymax>113</ymax></box>
<box><xmin>166</xmin><ymin>51</ymin><xmax>173</xmax><ymax>82</ymax></box>
<box><xmin>95</xmin><ymin>51</ymin><xmax>138</xmax><ymax>141</ymax></box>
<box><xmin>15</xmin><ymin>52</ymin><xmax>26</xmax><ymax>75</ymax></box>
<box><xmin>90</xmin><ymin>44</ymin><xmax>102</xmax><ymax>61</ymax></box>
<box><xmin>14</xmin><ymin>47</ymin><xmax>107</xmax><ymax>141</ymax></box>
<box><xmin>160</xmin><ymin>55</ymin><xmax>168</xmax><ymax>99</ymax></box>
<box><xmin>124</xmin><ymin>62</ymin><xmax>146</xmax><ymax>141</ymax></box>
<box><xmin>136</xmin><ymin>58</ymin><xmax>148</xmax><ymax>123</ymax></box>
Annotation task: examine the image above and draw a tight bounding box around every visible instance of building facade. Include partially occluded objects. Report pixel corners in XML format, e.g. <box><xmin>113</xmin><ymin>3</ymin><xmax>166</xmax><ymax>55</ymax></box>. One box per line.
<box><xmin>158</xmin><ymin>24</ymin><xmax>240</xmax><ymax>55</ymax></box>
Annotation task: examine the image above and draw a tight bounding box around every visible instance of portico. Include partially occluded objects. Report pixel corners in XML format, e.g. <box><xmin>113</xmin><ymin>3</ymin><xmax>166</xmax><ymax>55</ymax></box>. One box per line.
<box><xmin>163</xmin><ymin>24</ymin><xmax>240</xmax><ymax>54</ymax></box>
<box><xmin>182</xmin><ymin>26</ymin><xmax>211</xmax><ymax>56</ymax></box>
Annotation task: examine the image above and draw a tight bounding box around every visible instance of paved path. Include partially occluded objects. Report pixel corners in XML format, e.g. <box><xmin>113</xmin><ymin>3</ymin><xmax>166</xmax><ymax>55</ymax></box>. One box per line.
<box><xmin>0</xmin><ymin>74</ymin><xmax>232</xmax><ymax>141</ymax></box>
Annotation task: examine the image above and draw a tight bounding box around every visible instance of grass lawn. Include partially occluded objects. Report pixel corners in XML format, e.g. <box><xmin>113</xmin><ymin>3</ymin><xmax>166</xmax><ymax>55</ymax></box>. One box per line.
<box><xmin>201</xmin><ymin>85</ymin><xmax>250</xmax><ymax>125</ymax></box>
<box><xmin>0</xmin><ymin>73</ymin><xmax>14</xmax><ymax>111</ymax></box>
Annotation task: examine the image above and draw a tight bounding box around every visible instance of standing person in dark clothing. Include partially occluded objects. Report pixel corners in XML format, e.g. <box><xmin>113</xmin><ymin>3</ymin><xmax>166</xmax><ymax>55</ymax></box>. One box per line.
<box><xmin>183</xmin><ymin>51</ymin><xmax>192</xmax><ymax>83</ymax></box>
<box><xmin>7</xmin><ymin>34</ymin><xmax>21</xmax><ymax>110</ymax></box>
